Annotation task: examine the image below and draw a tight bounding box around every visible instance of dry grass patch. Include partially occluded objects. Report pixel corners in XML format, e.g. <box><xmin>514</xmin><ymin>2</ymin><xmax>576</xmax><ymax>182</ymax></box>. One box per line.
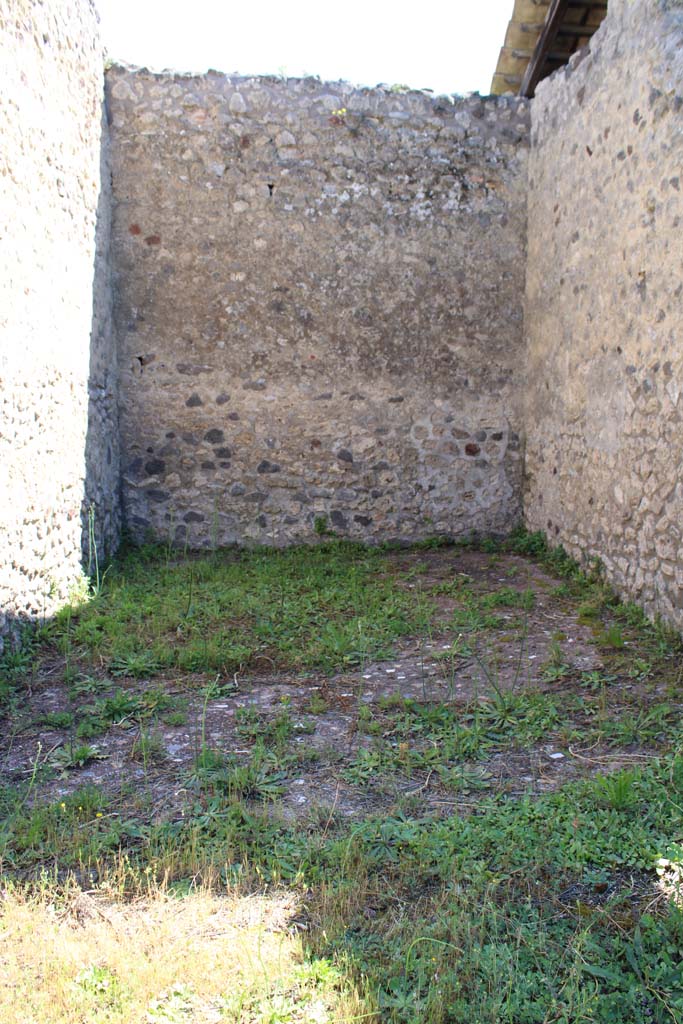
<box><xmin>0</xmin><ymin>882</ymin><xmax>373</xmax><ymax>1023</ymax></box>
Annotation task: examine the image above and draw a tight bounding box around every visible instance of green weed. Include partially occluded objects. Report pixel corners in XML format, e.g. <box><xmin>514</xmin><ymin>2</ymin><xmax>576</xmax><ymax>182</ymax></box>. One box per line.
<box><xmin>305</xmin><ymin>692</ymin><xmax>329</xmax><ymax>714</ymax></box>
<box><xmin>0</xmin><ymin>640</ymin><xmax>35</xmax><ymax>683</ymax></box>
<box><xmin>110</xmin><ymin>651</ymin><xmax>161</xmax><ymax>678</ymax></box>
<box><xmin>161</xmin><ymin>709</ymin><xmax>187</xmax><ymax>727</ymax></box>
<box><xmin>189</xmin><ymin>743</ymin><xmax>287</xmax><ymax>801</ymax></box>
<box><xmin>129</xmin><ymin>725</ymin><xmax>167</xmax><ymax>766</ymax></box>
<box><xmin>50</xmin><ymin>744</ymin><xmax>106</xmax><ymax>771</ymax></box>
<box><xmin>36</xmin><ymin>711</ymin><xmax>74</xmax><ymax>730</ymax></box>
<box><xmin>593</xmin><ymin>770</ymin><xmax>639</xmax><ymax>811</ymax></box>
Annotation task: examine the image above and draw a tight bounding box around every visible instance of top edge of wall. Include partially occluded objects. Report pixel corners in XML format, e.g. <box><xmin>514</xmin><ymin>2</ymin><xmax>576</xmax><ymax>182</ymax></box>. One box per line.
<box><xmin>104</xmin><ymin>61</ymin><xmax>531</xmax><ymax>112</ymax></box>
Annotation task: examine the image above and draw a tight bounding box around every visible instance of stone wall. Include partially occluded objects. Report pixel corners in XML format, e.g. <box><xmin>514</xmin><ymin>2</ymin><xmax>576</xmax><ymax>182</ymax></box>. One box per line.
<box><xmin>107</xmin><ymin>69</ymin><xmax>529</xmax><ymax>547</ymax></box>
<box><xmin>0</xmin><ymin>0</ymin><xmax>120</xmax><ymax>647</ymax></box>
<box><xmin>524</xmin><ymin>0</ymin><xmax>683</xmax><ymax>625</ymax></box>
<box><xmin>6</xmin><ymin>0</ymin><xmax>681</xmax><ymax>645</ymax></box>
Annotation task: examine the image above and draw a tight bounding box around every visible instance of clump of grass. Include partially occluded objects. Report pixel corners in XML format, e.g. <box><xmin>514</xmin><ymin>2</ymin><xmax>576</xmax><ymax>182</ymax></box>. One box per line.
<box><xmin>0</xmin><ymin>624</ymin><xmax>38</xmax><ymax>678</ymax></box>
<box><xmin>598</xmin><ymin>623</ymin><xmax>626</xmax><ymax>649</ymax></box>
<box><xmin>36</xmin><ymin>710</ymin><xmax>74</xmax><ymax>730</ymax></box>
<box><xmin>305</xmin><ymin>692</ymin><xmax>329</xmax><ymax>714</ymax></box>
<box><xmin>189</xmin><ymin>742</ymin><xmax>288</xmax><ymax>802</ymax></box>
<box><xmin>593</xmin><ymin>770</ymin><xmax>639</xmax><ymax>811</ymax></box>
<box><xmin>161</xmin><ymin>709</ymin><xmax>187</xmax><ymax>727</ymax></box>
<box><xmin>0</xmin><ymin>630</ymin><xmax>37</xmax><ymax>712</ymax></box>
<box><xmin>539</xmin><ymin>634</ymin><xmax>572</xmax><ymax>682</ymax></box>
<box><xmin>110</xmin><ymin>651</ymin><xmax>161</xmax><ymax>678</ymax></box>
<box><xmin>129</xmin><ymin>726</ymin><xmax>167</xmax><ymax>766</ymax></box>
<box><xmin>357</xmin><ymin>704</ymin><xmax>381</xmax><ymax>736</ymax></box>
<box><xmin>479</xmin><ymin>586</ymin><xmax>536</xmax><ymax>611</ymax></box>
<box><xmin>578</xmin><ymin>597</ymin><xmax>604</xmax><ymax>622</ymax></box>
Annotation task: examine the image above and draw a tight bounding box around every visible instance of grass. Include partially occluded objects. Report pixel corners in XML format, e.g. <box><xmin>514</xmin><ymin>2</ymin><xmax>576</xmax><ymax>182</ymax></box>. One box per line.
<box><xmin>1</xmin><ymin>757</ymin><xmax>683</xmax><ymax>1021</ymax></box>
<box><xmin>48</xmin><ymin>540</ymin><xmax>434</xmax><ymax>677</ymax></box>
<box><xmin>1</xmin><ymin>530</ymin><xmax>683</xmax><ymax>1022</ymax></box>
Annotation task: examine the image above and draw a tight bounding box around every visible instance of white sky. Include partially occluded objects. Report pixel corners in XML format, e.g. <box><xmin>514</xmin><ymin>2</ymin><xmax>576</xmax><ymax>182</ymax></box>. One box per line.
<box><xmin>96</xmin><ymin>0</ymin><xmax>513</xmax><ymax>97</ymax></box>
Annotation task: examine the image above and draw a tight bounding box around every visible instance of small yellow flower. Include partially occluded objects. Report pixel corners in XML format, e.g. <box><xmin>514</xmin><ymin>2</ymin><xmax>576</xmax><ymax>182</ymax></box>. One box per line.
<box><xmin>96</xmin><ymin>812</ymin><xmax>103</xmax><ymax>818</ymax></box>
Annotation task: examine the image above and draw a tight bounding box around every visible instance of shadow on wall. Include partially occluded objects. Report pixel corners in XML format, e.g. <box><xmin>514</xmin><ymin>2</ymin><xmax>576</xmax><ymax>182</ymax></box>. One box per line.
<box><xmin>80</xmin><ymin>102</ymin><xmax>122</xmax><ymax>579</ymax></box>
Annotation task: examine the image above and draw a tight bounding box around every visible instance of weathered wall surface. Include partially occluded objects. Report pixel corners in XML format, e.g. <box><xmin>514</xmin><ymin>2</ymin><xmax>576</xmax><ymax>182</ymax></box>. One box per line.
<box><xmin>108</xmin><ymin>70</ymin><xmax>529</xmax><ymax>547</ymax></box>
<box><xmin>0</xmin><ymin>0</ymin><xmax>119</xmax><ymax>646</ymax></box>
<box><xmin>525</xmin><ymin>0</ymin><xmax>683</xmax><ymax>625</ymax></box>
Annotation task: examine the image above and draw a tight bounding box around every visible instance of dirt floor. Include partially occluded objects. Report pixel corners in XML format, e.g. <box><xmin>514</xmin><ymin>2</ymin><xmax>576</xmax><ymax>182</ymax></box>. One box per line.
<box><xmin>3</xmin><ymin>547</ymin><xmax>675</xmax><ymax>824</ymax></box>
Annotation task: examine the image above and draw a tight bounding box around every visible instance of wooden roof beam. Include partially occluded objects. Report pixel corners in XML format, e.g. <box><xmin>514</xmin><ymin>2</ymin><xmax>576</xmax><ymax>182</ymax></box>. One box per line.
<box><xmin>531</xmin><ymin>0</ymin><xmax>606</xmax><ymax>7</ymax></box>
<box><xmin>519</xmin><ymin>20</ymin><xmax>600</xmax><ymax>36</ymax></box>
<box><xmin>520</xmin><ymin>0</ymin><xmax>570</xmax><ymax>97</ymax></box>
<box><xmin>512</xmin><ymin>47</ymin><xmax>581</xmax><ymax>61</ymax></box>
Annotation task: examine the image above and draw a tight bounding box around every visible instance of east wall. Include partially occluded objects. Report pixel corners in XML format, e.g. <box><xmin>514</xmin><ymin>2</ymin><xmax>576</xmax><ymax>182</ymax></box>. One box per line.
<box><xmin>525</xmin><ymin>0</ymin><xmax>683</xmax><ymax>627</ymax></box>
<box><xmin>107</xmin><ymin>70</ymin><xmax>529</xmax><ymax>547</ymax></box>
